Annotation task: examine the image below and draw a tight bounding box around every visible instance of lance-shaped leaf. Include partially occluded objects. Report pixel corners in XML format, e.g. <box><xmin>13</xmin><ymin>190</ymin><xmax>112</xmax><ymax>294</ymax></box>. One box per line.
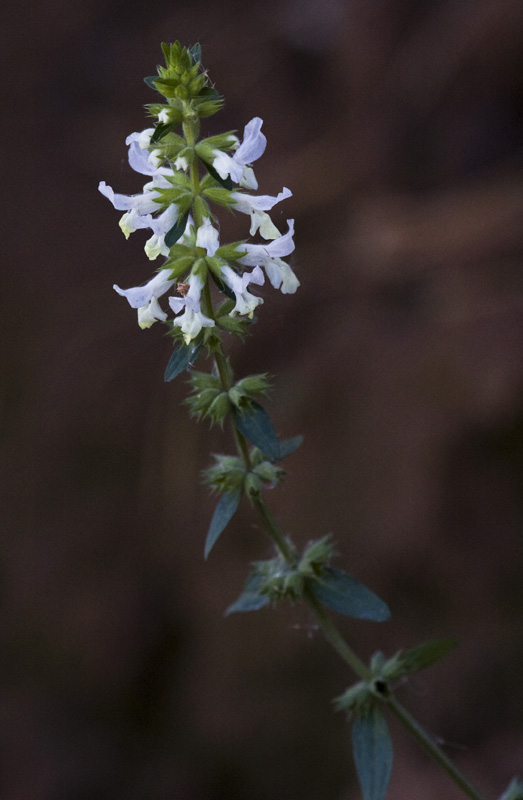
<box><xmin>399</xmin><ymin>638</ymin><xmax>457</xmax><ymax>676</ymax></box>
<box><xmin>225</xmin><ymin>573</ymin><xmax>269</xmax><ymax>615</ymax></box>
<box><xmin>276</xmin><ymin>435</ymin><xmax>303</xmax><ymax>461</ymax></box>
<box><xmin>310</xmin><ymin>568</ymin><xmax>390</xmax><ymax>622</ymax></box>
<box><xmin>233</xmin><ymin>401</ymin><xmax>280</xmax><ymax>461</ymax></box>
<box><xmin>164</xmin><ymin>341</ymin><xmax>202</xmax><ymax>382</ymax></box>
<box><xmin>499</xmin><ymin>777</ymin><xmax>523</xmax><ymax>800</ymax></box>
<box><xmin>164</xmin><ymin>211</ymin><xmax>190</xmax><ymax>248</ymax></box>
<box><xmin>204</xmin><ymin>488</ymin><xmax>243</xmax><ymax>559</ymax></box>
<box><xmin>352</xmin><ymin>706</ymin><xmax>393</xmax><ymax>800</ymax></box>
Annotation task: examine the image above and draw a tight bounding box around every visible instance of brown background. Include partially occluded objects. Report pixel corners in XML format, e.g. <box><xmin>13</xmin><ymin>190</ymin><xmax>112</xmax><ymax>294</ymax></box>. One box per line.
<box><xmin>2</xmin><ymin>1</ymin><xmax>523</xmax><ymax>797</ymax></box>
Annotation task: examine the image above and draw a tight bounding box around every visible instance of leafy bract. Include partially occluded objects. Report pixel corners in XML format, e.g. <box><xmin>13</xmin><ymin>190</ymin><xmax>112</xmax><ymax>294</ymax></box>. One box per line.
<box><xmin>399</xmin><ymin>638</ymin><xmax>457</xmax><ymax>676</ymax></box>
<box><xmin>165</xmin><ymin>211</ymin><xmax>190</xmax><ymax>248</ymax></box>
<box><xmin>204</xmin><ymin>488</ymin><xmax>242</xmax><ymax>559</ymax></box>
<box><xmin>310</xmin><ymin>568</ymin><xmax>390</xmax><ymax>622</ymax></box>
<box><xmin>164</xmin><ymin>341</ymin><xmax>202</xmax><ymax>382</ymax></box>
<box><xmin>233</xmin><ymin>401</ymin><xmax>280</xmax><ymax>461</ymax></box>
<box><xmin>277</xmin><ymin>435</ymin><xmax>303</xmax><ymax>461</ymax></box>
<box><xmin>225</xmin><ymin>573</ymin><xmax>269</xmax><ymax>615</ymax></box>
<box><xmin>352</xmin><ymin>706</ymin><xmax>393</xmax><ymax>800</ymax></box>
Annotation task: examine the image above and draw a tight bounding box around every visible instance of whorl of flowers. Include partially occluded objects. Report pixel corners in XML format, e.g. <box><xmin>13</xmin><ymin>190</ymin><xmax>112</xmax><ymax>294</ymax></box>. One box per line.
<box><xmin>99</xmin><ymin>42</ymin><xmax>298</xmax><ymax>341</ymax></box>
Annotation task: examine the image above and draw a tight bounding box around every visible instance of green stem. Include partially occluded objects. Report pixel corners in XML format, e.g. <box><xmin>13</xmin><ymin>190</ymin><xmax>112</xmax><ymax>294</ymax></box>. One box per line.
<box><xmin>386</xmin><ymin>696</ymin><xmax>489</xmax><ymax>800</ymax></box>
<box><xmin>211</xmin><ymin>347</ymin><xmax>489</xmax><ymax>800</ymax></box>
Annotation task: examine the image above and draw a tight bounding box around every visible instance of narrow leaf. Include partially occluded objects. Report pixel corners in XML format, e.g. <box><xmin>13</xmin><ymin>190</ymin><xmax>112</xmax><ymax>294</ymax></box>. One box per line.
<box><xmin>352</xmin><ymin>707</ymin><xmax>393</xmax><ymax>800</ymax></box>
<box><xmin>189</xmin><ymin>43</ymin><xmax>202</xmax><ymax>65</ymax></box>
<box><xmin>204</xmin><ymin>488</ymin><xmax>242</xmax><ymax>559</ymax></box>
<box><xmin>164</xmin><ymin>211</ymin><xmax>190</xmax><ymax>248</ymax></box>
<box><xmin>310</xmin><ymin>568</ymin><xmax>390</xmax><ymax>622</ymax></box>
<box><xmin>400</xmin><ymin>638</ymin><xmax>457</xmax><ymax>675</ymax></box>
<box><xmin>276</xmin><ymin>435</ymin><xmax>304</xmax><ymax>461</ymax></box>
<box><xmin>499</xmin><ymin>777</ymin><xmax>523</xmax><ymax>800</ymax></box>
<box><xmin>225</xmin><ymin>573</ymin><xmax>269</xmax><ymax>615</ymax></box>
<box><xmin>164</xmin><ymin>342</ymin><xmax>202</xmax><ymax>382</ymax></box>
<box><xmin>144</xmin><ymin>75</ymin><xmax>159</xmax><ymax>90</ymax></box>
<box><xmin>204</xmin><ymin>159</ymin><xmax>234</xmax><ymax>191</ymax></box>
<box><xmin>233</xmin><ymin>401</ymin><xmax>280</xmax><ymax>461</ymax></box>
<box><xmin>150</xmin><ymin>121</ymin><xmax>173</xmax><ymax>143</ymax></box>
<box><xmin>209</xmin><ymin>269</ymin><xmax>235</xmax><ymax>300</ymax></box>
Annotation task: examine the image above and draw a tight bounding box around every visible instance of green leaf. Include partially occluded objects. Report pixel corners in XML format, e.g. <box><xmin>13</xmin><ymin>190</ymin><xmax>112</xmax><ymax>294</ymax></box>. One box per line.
<box><xmin>352</xmin><ymin>707</ymin><xmax>393</xmax><ymax>800</ymax></box>
<box><xmin>400</xmin><ymin>638</ymin><xmax>457</xmax><ymax>676</ymax></box>
<box><xmin>165</xmin><ymin>211</ymin><xmax>190</xmax><ymax>248</ymax></box>
<box><xmin>164</xmin><ymin>341</ymin><xmax>202</xmax><ymax>382</ymax></box>
<box><xmin>233</xmin><ymin>401</ymin><xmax>280</xmax><ymax>461</ymax></box>
<box><xmin>205</xmin><ymin>488</ymin><xmax>242</xmax><ymax>559</ymax></box>
<box><xmin>276</xmin><ymin>435</ymin><xmax>304</xmax><ymax>461</ymax></box>
<box><xmin>225</xmin><ymin>573</ymin><xmax>270</xmax><ymax>615</ymax></box>
<box><xmin>310</xmin><ymin>568</ymin><xmax>390</xmax><ymax>622</ymax></box>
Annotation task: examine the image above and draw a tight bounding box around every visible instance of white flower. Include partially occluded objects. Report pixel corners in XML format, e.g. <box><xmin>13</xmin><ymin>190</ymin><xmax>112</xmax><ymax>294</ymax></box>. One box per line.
<box><xmin>126</xmin><ymin>130</ymin><xmax>168</xmax><ymax>174</ymax></box>
<box><xmin>114</xmin><ymin>269</ymin><xmax>175</xmax><ymax>329</ymax></box>
<box><xmin>221</xmin><ymin>266</ymin><xmax>264</xmax><ymax>317</ymax></box>
<box><xmin>137</xmin><ymin>297</ymin><xmax>168</xmax><ymax>329</ymax></box>
<box><xmin>212</xmin><ymin>117</ymin><xmax>266</xmax><ymax>187</ymax></box>
<box><xmin>195</xmin><ymin>218</ymin><xmax>219</xmax><ymax>257</ymax></box>
<box><xmin>231</xmin><ymin>187</ymin><xmax>292</xmax><ymax>239</ymax></box>
<box><xmin>239</xmin><ymin>219</ymin><xmax>299</xmax><ymax>294</ymax></box>
<box><xmin>168</xmin><ymin>275</ymin><xmax>215</xmax><ymax>344</ymax></box>
<box><xmin>157</xmin><ymin>109</ymin><xmax>171</xmax><ymax>124</ymax></box>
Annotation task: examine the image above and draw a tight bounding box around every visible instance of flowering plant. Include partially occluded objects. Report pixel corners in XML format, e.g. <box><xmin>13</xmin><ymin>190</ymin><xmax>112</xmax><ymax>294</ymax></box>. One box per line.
<box><xmin>100</xmin><ymin>42</ymin><xmax>521</xmax><ymax>800</ymax></box>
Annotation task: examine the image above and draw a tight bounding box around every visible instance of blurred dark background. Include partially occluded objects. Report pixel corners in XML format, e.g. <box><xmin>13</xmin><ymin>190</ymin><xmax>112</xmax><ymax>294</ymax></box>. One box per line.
<box><xmin>2</xmin><ymin>1</ymin><xmax>523</xmax><ymax>797</ymax></box>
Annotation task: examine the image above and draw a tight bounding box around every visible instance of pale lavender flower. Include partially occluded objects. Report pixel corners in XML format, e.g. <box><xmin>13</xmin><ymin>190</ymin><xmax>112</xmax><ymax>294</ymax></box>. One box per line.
<box><xmin>168</xmin><ymin>275</ymin><xmax>215</xmax><ymax>344</ymax></box>
<box><xmin>230</xmin><ymin>187</ymin><xmax>292</xmax><ymax>239</ymax></box>
<box><xmin>239</xmin><ymin>220</ymin><xmax>299</xmax><ymax>293</ymax></box>
<box><xmin>212</xmin><ymin>117</ymin><xmax>266</xmax><ymax>187</ymax></box>
<box><xmin>221</xmin><ymin>266</ymin><xmax>265</xmax><ymax>317</ymax></box>
<box><xmin>113</xmin><ymin>269</ymin><xmax>175</xmax><ymax>329</ymax></box>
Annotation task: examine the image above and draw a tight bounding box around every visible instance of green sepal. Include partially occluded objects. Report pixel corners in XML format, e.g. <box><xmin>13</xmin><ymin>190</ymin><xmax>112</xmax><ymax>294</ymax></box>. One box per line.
<box><xmin>298</xmin><ymin>536</ymin><xmax>333</xmax><ymax>578</ymax></box>
<box><xmin>215</xmin><ymin>241</ymin><xmax>248</xmax><ymax>262</ymax></box>
<box><xmin>309</xmin><ymin>567</ymin><xmax>390</xmax><ymax>622</ymax></box>
<box><xmin>216</xmin><ymin>313</ymin><xmax>252</xmax><ymax>339</ymax></box>
<box><xmin>333</xmin><ymin>681</ymin><xmax>373</xmax><ymax>715</ymax></box>
<box><xmin>186</xmin><ymin>387</ymin><xmax>226</xmax><ymax>423</ymax></box>
<box><xmin>204</xmin><ymin>487</ymin><xmax>242</xmax><ymax>559</ymax></box>
<box><xmin>225</xmin><ymin>573</ymin><xmax>270</xmax><ymax>615</ymax></box>
<box><xmin>352</xmin><ymin>706</ymin><xmax>393</xmax><ymax>800</ymax></box>
<box><xmin>165</xmin><ymin>211</ymin><xmax>190</xmax><ymax>248</ymax></box>
<box><xmin>252</xmin><ymin>461</ymin><xmax>285</xmax><ymax>488</ymax></box>
<box><xmin>164</xmin><ymin>340</ymin><xmax>202</xmax><ymax>382</ymax></box>
<box><xmin>235</xmin><ymin>374</ymin><xmax>271</xmax><ymax>398</ymax></box>
<box><xmin>204</xmin><ymin>455</ymin><xmax>245</xmax><ymax>493</ymax></box>
<box><xmin>166</xmin><ymin>256</ymin><xmax>195</xmax><ymax>280</ymax></box>
<box><xmin>149</xmin><ymin>130</ymin><xmax>186</xmax><ymax>160</ymax></box>
<box><xmin>188</xmin><ymin>371</ymin><xmax>221</xmax><ymax>391</ymax></box>
<box><xmin>193</xmin><ymin>97</ymin><xmax>224</xmax><ymax>119</ymax></box>
<box><xmin>499</xmin><ymin>778</ymin><xmax>523</xmax><ymax>800</ymax></box>
<box><xmin>233</xmin><ymin>401</ymin><xmax>280</xmax><ymax>462</ymax></box>
<box><xmin>202</xmin><ymin>186</ymin><xmax>234</xmax><ymax>207</ymax></box>
<box><xmin>192</xmin><ymin>194</ymin><xmax>210</xmax><ymax>225</ymax></box>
